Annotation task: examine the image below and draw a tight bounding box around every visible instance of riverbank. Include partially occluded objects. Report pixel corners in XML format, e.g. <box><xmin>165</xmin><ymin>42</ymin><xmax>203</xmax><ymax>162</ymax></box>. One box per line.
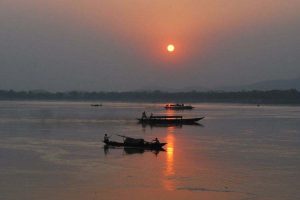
<box><xmin>0</xmin><ymin>89</ymin><xmax>300</xmax><ymax>105</ymax></box>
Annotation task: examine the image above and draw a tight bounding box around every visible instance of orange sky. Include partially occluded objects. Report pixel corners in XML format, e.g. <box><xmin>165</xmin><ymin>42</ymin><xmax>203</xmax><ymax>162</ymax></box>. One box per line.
<box><xmin>71</xmin><ymin>0</ymin><xmax>300</xmax><ymax>58</ymax></box>
<box><xmin>1</xmin><ymin>0</ymin><xmax>300</xmax><ymax>90</ymax></box>
<box><xmin>14</xmin><ymin>0</ymin><xmax>298</xmax><ymax>60</ymax></box>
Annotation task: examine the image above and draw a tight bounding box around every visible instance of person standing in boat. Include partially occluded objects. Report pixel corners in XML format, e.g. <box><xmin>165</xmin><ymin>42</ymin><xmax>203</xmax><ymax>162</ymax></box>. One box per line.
<box><xmin>142</xmin><ymin>111</ymin><xmax>147</xmax><ymax>119</ymax></box>
<box><xmin>152</xmin><ymin>137</ymin><xmax>160</xmax><ymax>144</ymax></box>
<box><xmin>104</xmin><ymin>134</ymin><xmax>110</xmax><ymax>143</ymax></box>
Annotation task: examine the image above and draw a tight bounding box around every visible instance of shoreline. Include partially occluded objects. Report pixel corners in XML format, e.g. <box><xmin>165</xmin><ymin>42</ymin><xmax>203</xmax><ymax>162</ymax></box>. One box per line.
<box><xmin>0</xmin><ymin>99</ymin><xmax>300</xmax><ymax>106</ymax></box>
<box><xmin>1</xmin><ymin>89</ymin><xmax>300</xmax><ymax>105</ymax></box>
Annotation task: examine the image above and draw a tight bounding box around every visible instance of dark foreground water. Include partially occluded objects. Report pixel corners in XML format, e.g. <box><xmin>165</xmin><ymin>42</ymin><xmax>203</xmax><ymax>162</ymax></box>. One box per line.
<box><xmin>0</xmin><ymin>101</ymin><xmax>299</xmax><ymax>200</ymax></box>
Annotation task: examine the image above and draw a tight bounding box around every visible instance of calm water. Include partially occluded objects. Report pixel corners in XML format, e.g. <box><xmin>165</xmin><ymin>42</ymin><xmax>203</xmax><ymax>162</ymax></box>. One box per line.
<box><xmin>0</xmin><ymin>101</ymin><xmax>299</xmax><ymax>200</ymax></box>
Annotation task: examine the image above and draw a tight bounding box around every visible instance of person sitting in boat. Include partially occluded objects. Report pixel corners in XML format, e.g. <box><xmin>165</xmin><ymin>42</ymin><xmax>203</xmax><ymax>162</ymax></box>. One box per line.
<box><xmin>104</xmin><ymin>134</ymin><xmax>110</xmax><ymax>143</ymax></box>
<box><xmin>152</xmin><ymin>137</ymin><xmax>160</xmax><ymax>144</ymax></box>
<box><xmin>142</xmin><ymin>111</ymin><xmax>147</xmax><ymax>119</ymax></box>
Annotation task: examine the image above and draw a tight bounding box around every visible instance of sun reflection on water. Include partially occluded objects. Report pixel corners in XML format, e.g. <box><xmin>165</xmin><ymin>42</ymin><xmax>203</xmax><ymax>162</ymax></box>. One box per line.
<box><xmin>165</xmin><ymin>108</ymin><xmax>176</xmax><ymax>116</ymax></box>
<box><xmin>163</xmin><ymin>126</ymin><xmax>175</xmax><ymax>190</ymax></box>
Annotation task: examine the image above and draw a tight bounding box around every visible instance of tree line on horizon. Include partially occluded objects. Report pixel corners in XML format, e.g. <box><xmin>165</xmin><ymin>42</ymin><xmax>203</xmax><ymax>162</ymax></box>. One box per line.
<box><xmin>0</xmin><ymin>89</ymin><xmax>299</xmax><ymax>104</ymax></box>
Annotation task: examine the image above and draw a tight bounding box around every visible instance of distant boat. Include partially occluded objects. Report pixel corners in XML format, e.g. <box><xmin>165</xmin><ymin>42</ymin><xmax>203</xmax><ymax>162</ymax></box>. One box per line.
<box><xmin>103</xmin><ymin>135</ymin><xmax>167</xmax><ymax>150</ymax></box>
<box><xmin>90</xmin><ymin>104</ymin><xmax>102</xmax><ymax>107</ymax></box>
<box><xmin>137</xmin><ymin>115</ymin><xmax>204</xmax><ymax>125</ymax></box>
<box><xmin>164</xmin><ymin>104</ymin><xmax>194</xmax><ymax>110</ymax></box>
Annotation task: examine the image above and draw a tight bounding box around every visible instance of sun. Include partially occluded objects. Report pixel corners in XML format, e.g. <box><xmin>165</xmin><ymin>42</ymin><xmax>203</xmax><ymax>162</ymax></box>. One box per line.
<box><xmin>167</xmin><ymin>44</ymin><xmax>175</xmax><ymax>52</ymax></box>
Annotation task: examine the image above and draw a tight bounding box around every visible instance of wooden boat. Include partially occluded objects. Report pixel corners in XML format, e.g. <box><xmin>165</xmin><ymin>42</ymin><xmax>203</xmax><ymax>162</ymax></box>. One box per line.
<box><xmin>103</xmin><ymin>135</ymin><xmax>166</xmax><ymax>150</ymax></box>
<box><xmin>164</xmin><ymin>104</ymin><xmax>194</xmax><ymax>110</ymax></box>
<box><xmin>138</xmin><ymin>115</ymin><xmax>204</xmax><ymax>125</ymax></box>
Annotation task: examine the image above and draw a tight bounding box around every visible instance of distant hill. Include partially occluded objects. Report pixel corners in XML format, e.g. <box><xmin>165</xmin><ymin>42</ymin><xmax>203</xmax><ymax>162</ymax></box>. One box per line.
<box><xmin>221</xmin><ymin>77</ymin><xmax>300</xmax><ymax>91</ymax></box>
<box><xmin>138</xmin><ymin>77</ymin><xmax>300</xmax><ymax>92</ymax></box>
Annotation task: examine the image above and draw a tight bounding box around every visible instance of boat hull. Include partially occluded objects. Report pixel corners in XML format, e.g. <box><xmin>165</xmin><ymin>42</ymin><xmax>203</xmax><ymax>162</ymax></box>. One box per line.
<box><xmin>137</xmin><ymin>117</ymin><xmax>204</xmax><ymax>125</ymax></box>
<box><xmin>164</xmin><ymin>106</ymin><xmax>194</xmax><ymax>110</ymax></box>
<box><xmin>103</xmin><ymin>140</ymin><xmax>166</xmax><ymax>150</ymax></box>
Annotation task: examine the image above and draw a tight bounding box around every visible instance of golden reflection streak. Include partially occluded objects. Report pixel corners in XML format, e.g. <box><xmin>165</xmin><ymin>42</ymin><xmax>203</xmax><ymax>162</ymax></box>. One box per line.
<box><xmin>163</xmin><ymin>126</ymin><xmax>175</xmax><ymax>190</ymax></box>
<box><xmin>165</xmin><ymin>107</ymin><xmax>176</xmax><ymax>116</ymax></box>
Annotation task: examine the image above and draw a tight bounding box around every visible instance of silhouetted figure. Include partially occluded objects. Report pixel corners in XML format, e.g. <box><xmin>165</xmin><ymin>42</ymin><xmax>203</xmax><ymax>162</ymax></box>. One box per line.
<box><xmin>150</xmin><ymin>113</ymin><xmax>153</xmax><ymax>118</ymax></box>
<box><xmin>142</xmin><ymin>111</ymin><xmax>147</xmax><ymax>119</ymax></box>
<box><xmin>104</xmin><ymin>134</ymin><xmax>109</xmax><ymax>143</ymax></box>
<box><xmin>152</xmin><ymin>137</ymin><xmax>160</xmax><ymax>144</ymax></box>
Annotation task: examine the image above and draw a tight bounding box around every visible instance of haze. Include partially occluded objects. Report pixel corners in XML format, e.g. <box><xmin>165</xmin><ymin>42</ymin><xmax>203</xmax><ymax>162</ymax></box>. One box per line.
<box><xmin>0</xmin><ymin>0</ymin><xmax>300</xmax><ymax>91</ymax></box>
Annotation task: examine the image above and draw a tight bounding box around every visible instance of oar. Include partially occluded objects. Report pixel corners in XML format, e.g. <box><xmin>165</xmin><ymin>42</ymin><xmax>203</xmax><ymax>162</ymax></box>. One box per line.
<box><xmin>117</xmin><ymin>134</ymin><xmax>138</xmax><ymax>140</ymax></box>
<box><xmin>117</xmin><ymin>134</ymin><xmax>128</xmax><ymax>138</ymax></box>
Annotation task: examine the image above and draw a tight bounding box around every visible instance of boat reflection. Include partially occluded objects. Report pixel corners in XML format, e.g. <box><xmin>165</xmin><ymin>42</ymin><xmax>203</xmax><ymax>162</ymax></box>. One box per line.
<box><xmin>140</xmin><ymin>123</ymin><xmax>182</xmax><ymax>128</ymax></box>
<box><xmin>104</xmin><ymin>145</ymin><xmax>165</xmax><ymax>156</ymax></box>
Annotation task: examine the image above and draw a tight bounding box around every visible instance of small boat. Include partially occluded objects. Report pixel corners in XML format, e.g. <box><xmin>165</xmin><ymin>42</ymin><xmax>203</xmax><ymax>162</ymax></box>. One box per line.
<box><xmin>104</xmin><ymin>145</ymin><xmax>165</xmax><ymax>155</ymax></box>
<box><xmin>138</xmin><ymin>115</ymin><xmax>204</xmax><ymax>125</ymax></box>
<box><xmin>164</xmin><ymin>104</ymin><xmax>194</xmax><ymax>110</ymax></box>
<box><xmin>103</xmin><ymin>135</ymin><xmax>166</xmax><ymax>150</ymax></box>
<box><xmin>91</xmin><ymin>104</ymin><xmax>102</xmax><ymax>107</ymax></box>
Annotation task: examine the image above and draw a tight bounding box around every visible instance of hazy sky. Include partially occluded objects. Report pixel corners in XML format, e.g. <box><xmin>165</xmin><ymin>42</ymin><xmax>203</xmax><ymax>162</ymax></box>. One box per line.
<box><xmin>0</xmin><ymin>0</ymin><xmax>300</xmax><ymax>91</ymax></box>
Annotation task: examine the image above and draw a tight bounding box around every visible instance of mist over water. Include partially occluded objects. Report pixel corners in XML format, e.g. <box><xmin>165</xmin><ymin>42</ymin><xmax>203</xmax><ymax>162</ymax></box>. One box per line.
<box><xmin>0</xmin><ymin>101</ymin><xmax>299</xmax><ymax>200</ymax></box>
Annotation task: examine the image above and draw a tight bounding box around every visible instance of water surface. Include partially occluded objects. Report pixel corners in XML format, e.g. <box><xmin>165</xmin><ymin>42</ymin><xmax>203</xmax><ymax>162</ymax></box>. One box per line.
<box><xmin>0</xmin><ymin>101</ymin><xmax>299</xmax><ymax>200</ymax></box>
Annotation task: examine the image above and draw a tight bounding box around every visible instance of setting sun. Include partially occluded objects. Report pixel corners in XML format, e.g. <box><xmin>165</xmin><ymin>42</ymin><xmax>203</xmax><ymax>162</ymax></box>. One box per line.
<box><xmin>167</xmin><ymin>44</ymin><xmax>175</xmax><ymax>52</ymax></box>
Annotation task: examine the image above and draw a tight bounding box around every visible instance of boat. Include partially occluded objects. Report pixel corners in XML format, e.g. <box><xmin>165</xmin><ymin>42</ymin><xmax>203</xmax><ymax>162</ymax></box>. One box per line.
<box><xmin>164</xmin><ymin>103</ymin><xmax>194</xmax><ymax>110</ymax></box>
<box><xmin>103</xmin><ymin>135</ymin><xmax>167</xmax><ymax>150</ymax></box>
<box><xmin>91</xmin><ymin>104</ymin><xmax>102</xmax><ymax>107</ymax></box>
<box><xmin>104</xmin><ymin>145</ymin><xmax>165</xmax><ymax>155</ymax></box>
<box><xmin>137</xmin><ymin>115</ymin><xmax>204</xmax><ymax>125</ymax></box>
